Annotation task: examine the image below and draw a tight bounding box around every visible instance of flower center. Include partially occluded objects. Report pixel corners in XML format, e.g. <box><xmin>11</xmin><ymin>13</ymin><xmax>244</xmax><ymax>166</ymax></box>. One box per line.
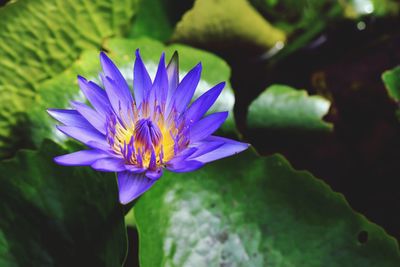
<box><xmin>106</xmin><ymin>103</ymin><xmax>189</xmax><ymax>170</ymax></box>
<box><xmin>134</xmin><ymin>118</ymin><xmax>162</xmax><ymax>151</ymax></box>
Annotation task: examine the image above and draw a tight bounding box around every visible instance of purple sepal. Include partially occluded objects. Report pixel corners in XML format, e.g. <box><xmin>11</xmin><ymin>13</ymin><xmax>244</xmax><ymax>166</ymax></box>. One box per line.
<box><xmin>150</xmin><ymin>53</ymin><xmax>168</xmax><ymax>105</ymax></box>
<box><xmin>167</xmin><ymin>147</ymin><xmax>197</xmax><ymax>166</ymax></box>
<box><xmin>91</xmin><ymin>158</ymin><xmax>126</xmax><ymax>172</ymax></box>
<box><xmin>47</xmin><ymin>109</ymin><xmax>89</xmax><ymax>128</ymax></box>
<box><xmin>185</xmin><ymin>82</ymin><xmax>225</xmax><ymax>123</ymax></box>
<box><xmin>118</xmin><ymin>171</ymin><xmax>156</xmax><ymax>204</ymax></box>
<box><xmin>56</xmin><ymin>125</ymin><xmax>106</xmax><ymax>147</ymax></box>
<box><xmin>101</xmin><ymin>75</ymin><xmax>130</xmax><ymax>123</ymax></box>
<box><xmin>166</xmin><ymin>51</ymin><xmax>179</xmax><ymax>104</ymax></box>
<box><xmin>167</xmin><ymin>160</ymin><xmax>203</xmax><ymax>173</ymax></box>
<box><xmin>168</xmin><ymin>63</ymin><xmax>201</xmax><ymax>113</ymax></box>
<box><xmin>189</xmin><ymin>111</ymin><xmax>228</xmax><ymax>142</ymax></box>
<box><xmin>145</xmin><ymin>168</ymin><xmax>163</xmax><ymax>180</ymax></box>
<box><xmin>70</xmin><ymin>101</ymin><xmax>106</xmax><ymax>134</ymax></box>
<box><xmin>190</xmin><ymin>136</ymin><xmax>250</xmax><ymax>163</ymax></box>
<box><xmin>54</xmin><ymin>150</ymin><xmax>109</xmax><ymax>166</ymax></box>
<box><xmin>133</xmin><ymin>49</ymin><xmax>152</xmax><ymax>106</ymax></box>
<box><xmin>100</xmin><ymin>52</ymin><xmax>133</xmax><ymax>106</ymax></box>
<box><xmin>77</xmin><ymin>76</ymin><xmax>110</xmax><ymax>116</ymax></box>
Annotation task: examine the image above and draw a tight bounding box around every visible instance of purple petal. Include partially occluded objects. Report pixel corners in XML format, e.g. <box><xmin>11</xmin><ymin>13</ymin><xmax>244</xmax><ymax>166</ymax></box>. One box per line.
<box><xmin>188</xmin><ymin>140</ymin><xmax>224</xmax><ymax>159</ymax></box>
<box><xmin>91</xmin><ymin>158</ymin><xmax>126</xmax><ymax>172</ymax></box>
<box><xmin>166</xmin><ymin>51</ymin><xmax>179</xmax><ymax>105</ymax></box>
<box><xmin>70</xmin><ymin>101</ymin><xmax>106</xmax><ymax>134</ymax></box>
<box><xmin>118</xmin><ymin>171</ymin><xmax>156</xmax><ymax>204</ymax></box>
<box><xmin>150</xmin><ymin>53</ymin><xmax>168</xmax><ymax>105</ymax></box>
<box><xmin>167</xmin><ymin>160</ymin><xmax>203</xmax><ymax>173</ymax></box>
<box><xmin>145</xmin><ymin>168</ymin><xmax>163</xmax><ymax>180</ymax></box>
<box><xmin>185</xmin><ymin>82</ymin><xmax>225</xmax><ymax>123</ymax></box>
<box><xmin>170</xmin><ymin>63</ymin><xmax>202</xmax><ymax>113</ymax></box>
<box><xmin>125</xmin><ymin>165</ymin><xmax>146</xmax><ymax>173</ymax></box>
<box><xmin>133</xmin><ymin>49</ymin><xmax>152</xmax><ymax>105</ymax></box>
<box><xmin>54</xmin><ymin>150</ymin><xmax>109</xmax><ymax>166</ymax></box>
<box><xmin>77</xmin><ymin>76</ymin><xmax>110</xmax><ymax>116</ymax></box>
<box><xmin>47</xmin><ymin>109</ymin><xmax>89</xmax><ymax>128</ymax></box>
<box><xmin>100</xmin><ymin>52</ymin><xmax>133</xmax><ymax>106</ymax></box>
<box><xmin>56</xmin><ymin>125</ymin><xmax>106</xmax><ymax>146</ymax></box>
<box><xmin>166</xmin><ymin>147</ymin><xmax>197</xmax><ymax>166</ymax></box>
<box><xmin>189</xmin><ymin>111</ymin><xmax>228</xmax><ymax>142</ymax></box>
<box><xmin>190</xmin><ymin>136</ymin><xmax>250</xmax><ymax>163</ymax></box>
<box><xmin>86</xmin><ymin>141</ymin><xmax>114</xmax><ymax>154</ymax></box>
<box><xmin>101</xmin><ymin>75</ymin><xmax>131</xmax><ymax>123</ymax></box>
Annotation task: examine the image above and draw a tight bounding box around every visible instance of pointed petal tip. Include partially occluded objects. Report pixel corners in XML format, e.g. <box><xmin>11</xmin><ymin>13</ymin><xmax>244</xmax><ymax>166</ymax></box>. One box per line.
<box><xmin>168</xmin><ymin>51</ymin><xmax>179</xmax><ymax>67</ymax></box>
<box><xmin>53</xmin><ymin>155</ymin><xmax>82</xmax><ymax>167</ymax></box>
<box><xmin>53</xmin><ymin>155</ymin><xmax>76</xmax><ymax>166</ymax></box>
<box><xmin>212</xmin><ymin>82</ymin><xmax>226</xmax><ymax>96</ymax></box>
<box><xmin>99</xmin><ymin>51</ymin><xmax>109</xmax><ymax>64</ymax></box>
<box><xmin>53</xmin><ymin>156</ymin><xmax>64</xmax><ymax>165</ymax></box>
<box><xmin>119</xmin><ymin>197</ymin><xmax>131</xmax><ymax>205</ymax></box>
<box><xmin>190</xmin><ymin>136</ymin><xmax>250</xmax><ymax>164</ymax></box>
<box><xmin>77</xmin><ymin>75</ymin><xmax>86</xmax><ymax>82</ymax></box>
<box><xmin>157</xmin><ymin>52</ymin><xmax>166</xmax><ymax>67</ymax></box>
<box><xmin>220</xmin><ymin>111</ymin><xmax>229</xmax><ymax>120</ymax></box>
<box><xmin>135</xmin><ymin>48</ymin><xmax>141</xmax><ymax>58</ymax></box>
<box><xmin>55</xmin><ymin>125</ymin><xmax>70</xmax><ymax>136</ymax></box>
<box><xmin>46</xmin><ymin>108</ymin><xmax>55</xmax><ymax>116</ymax></box>
<box><xmin>47</xmin><ymin>108</ymin><xmax>63</xmax><ymax>120</ymax></box>
<box><xmin>99</xmin><ymin>51</ymin><xmax>108</xmax><ymax>58</ymax></box>
<box><xmin>195</xmin><ymin>62</ymin><xmax>202</xmax><ymax>71</ymax></box>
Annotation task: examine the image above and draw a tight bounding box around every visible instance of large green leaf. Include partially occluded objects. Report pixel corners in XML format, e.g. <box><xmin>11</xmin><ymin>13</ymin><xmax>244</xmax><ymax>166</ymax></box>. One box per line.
<box><xmin>382</xmin><ymin>66</ymin><xmax>400</xmax><ymax>120</ymax></box>
<box><xmin>0</xmin><ymin>0</ymin><xmax>139</xmax><ymax>158</ymax></box>
<box><xmin>135</xmin><ymin>151</ymin><xmax>400</xmax><ymax>266</ymax></box>
<box><xmin>382</xmin><ymin>66</ymin><xmax>400</xmax><ymax>102</ymax></box>
<box><xmin>29</xmin><ymin>37</ymin><xmax>237</xmax><ymax>148</ymax></box>
<box><xmin>0</xmin><ymin>140</ymin><xmax>126</xmax><ymax>266</ymax></box>
<box><xmin>247</xmin><ymin>84</ymin><xmax>333</xmax><ymax>131</ymax></box>
<box><xmin>171</xmin><ymin>0</ymin><xmax>286</xmax><ymax>57</ymax></box>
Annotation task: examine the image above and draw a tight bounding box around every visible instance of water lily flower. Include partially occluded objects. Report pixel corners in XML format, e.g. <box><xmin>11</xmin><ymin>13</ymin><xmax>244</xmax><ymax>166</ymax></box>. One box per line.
<box><xmin>48</xmin><ymin>50</ymin><xmax>249</xmax><ymax>204</ymax></box>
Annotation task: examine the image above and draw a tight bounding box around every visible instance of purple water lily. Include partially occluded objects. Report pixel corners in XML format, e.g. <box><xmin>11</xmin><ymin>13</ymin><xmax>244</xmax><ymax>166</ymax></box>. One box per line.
<box><xmin>48</xmin><ymin>50</ymin><xmax>249</xmax><ymax>204</ymax></box>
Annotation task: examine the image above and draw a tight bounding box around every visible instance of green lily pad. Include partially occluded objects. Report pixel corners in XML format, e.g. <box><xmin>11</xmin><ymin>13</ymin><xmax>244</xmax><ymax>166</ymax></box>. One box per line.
<box><xmin>171</xmin><ymin>0</ymin><xmax>286</xmax><ymax>56</ymax></box>
<box><xmin>382</xmin><ymin>66</ymin><xmax>400</xmax><ymax>120</ymax></box>
<box><xmin>0</xmin><ymin>86</ymin><xmax>36</xmax><ymax>159</ymax></box>
<box><xmin>30</xmin><ymin>37</ymin><xmax>237</xmax><ymax>148</ymax></box>
<box><xmin>0</xmin><ymin>140</ymin><xmax>126</xmax><ymax>266</ymax></box>
<box><xmin>135</xmin><ymin>151</ymin><xmax>400</xmax><ymax>266</ymax></box>
<box><xmin>247</xmin><ymin>84</ymin><xmax>333</xmax><ymax>132</ymax></box>
<box><xmin>382</xmin><ymin>66</ymin><xmax>400</xmax><ymax>102</ymax></box>
<box><xmin>0</xmin><ymin>0</ymin><xmax>139</xmax><ymax>158</ymax></box>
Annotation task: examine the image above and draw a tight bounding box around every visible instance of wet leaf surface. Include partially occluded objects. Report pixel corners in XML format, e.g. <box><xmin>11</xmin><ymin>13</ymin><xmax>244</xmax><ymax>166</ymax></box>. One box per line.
<box><xmin>0</xmin><ymin>140</ymin><xmax>126</xmax><ymax>266</ymax></box>
<box><xmin>135</xmin><ymin>151</ymin><xmax>400</xmax><ymax>267</ymax></box>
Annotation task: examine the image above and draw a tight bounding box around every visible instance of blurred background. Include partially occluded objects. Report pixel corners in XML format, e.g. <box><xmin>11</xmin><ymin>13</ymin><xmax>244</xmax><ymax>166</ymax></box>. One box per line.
<box><xmin>1</xmin><ymin>0</ymin><xmax>400</xmax><ymax>266</ymax></box>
